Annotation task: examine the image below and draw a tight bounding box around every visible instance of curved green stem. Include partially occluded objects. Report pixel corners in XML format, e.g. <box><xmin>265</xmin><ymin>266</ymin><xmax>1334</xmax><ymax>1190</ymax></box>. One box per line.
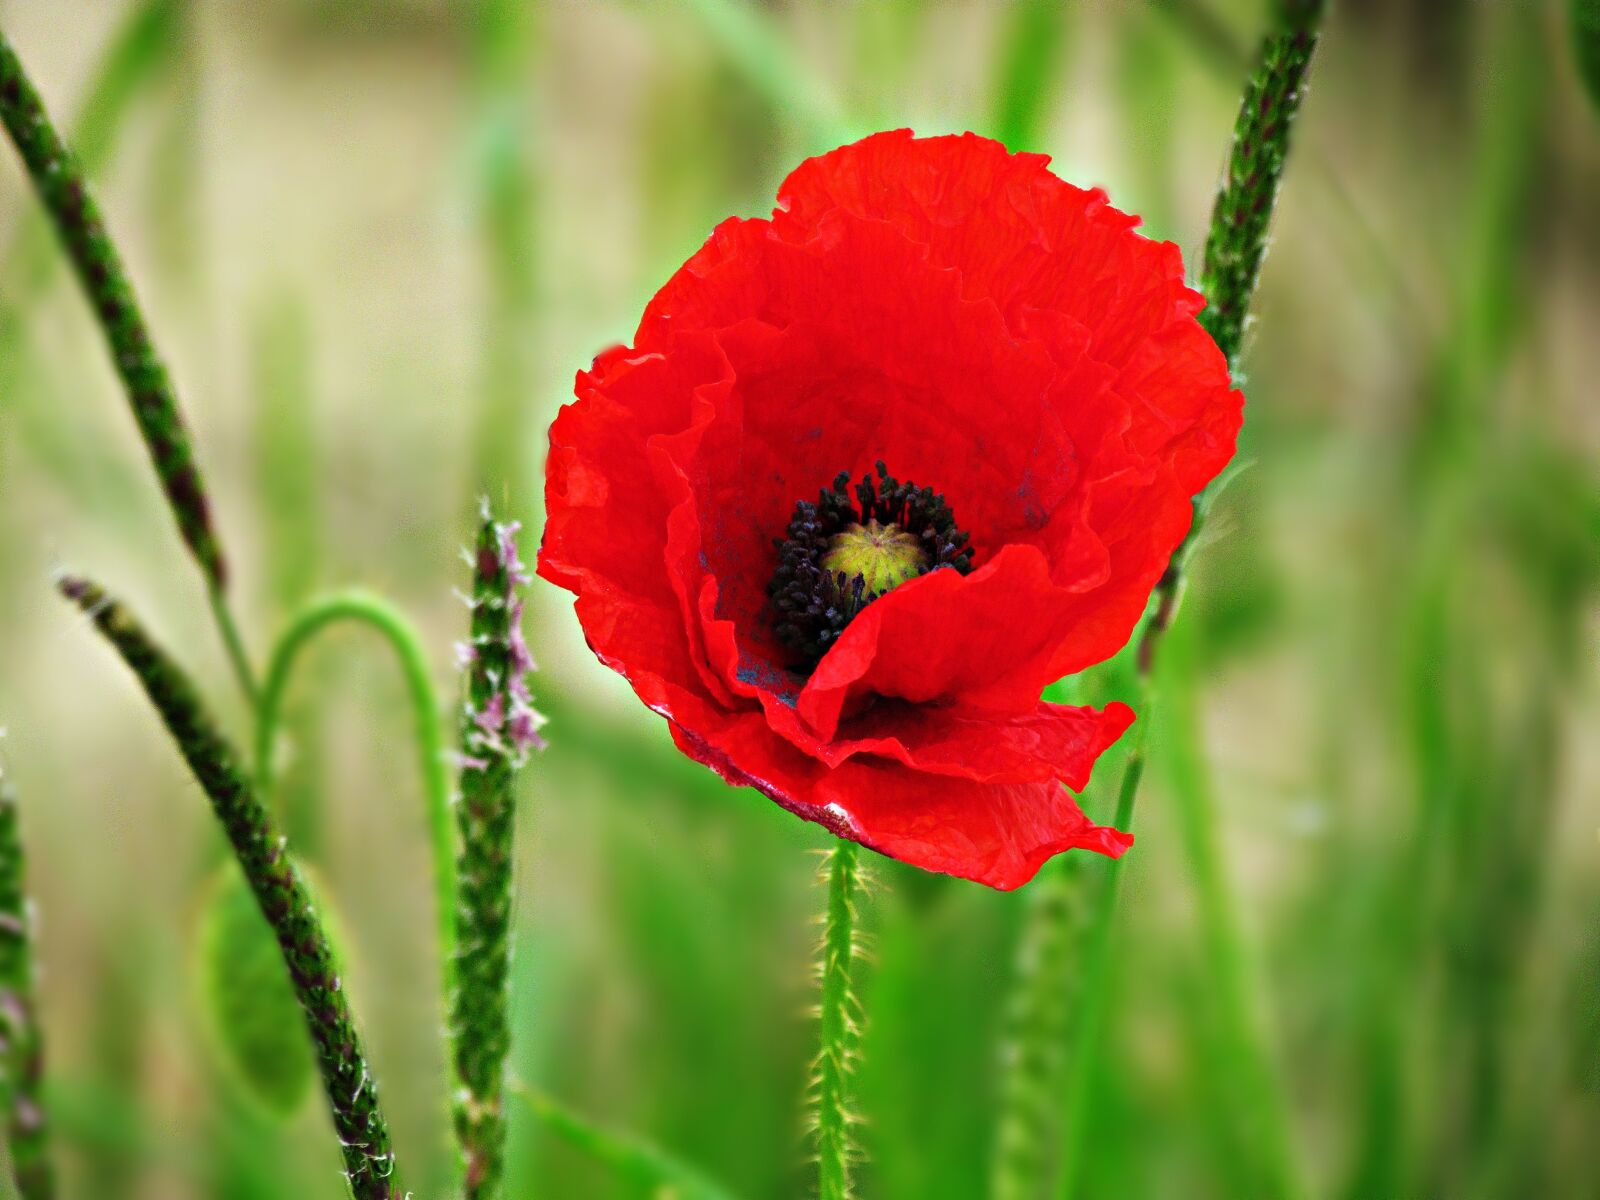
<box><xmin>256</xmin><ymin>592</ymin><xmax>456</xmax><ymax>980</ymax></box>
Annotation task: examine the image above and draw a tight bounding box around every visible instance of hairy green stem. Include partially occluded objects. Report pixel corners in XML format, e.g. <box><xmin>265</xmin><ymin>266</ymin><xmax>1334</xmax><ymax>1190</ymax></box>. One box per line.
<box><xmin>255</xmin><ymin>592</ymin><xmax>456</xmax><ymax>980</ymax></box>
<box><xmin>1053</xmin><ymin>4</ymin><xmax>1325</xmax><ymax>1197</ymax></box>
<box><xmin>813</xmin><ymin>840</ymin><xmax>863</xmax><ymax>1200</ymax></box>
<box><xmin>58</xmin><ymin>577</ymin><xmax>401</xmax><ymax>1199</ymax></box>
<box><xmin>0</xmin><ymin>757</ymin><xmax>54</xmax><ymax>1199</ymax></box>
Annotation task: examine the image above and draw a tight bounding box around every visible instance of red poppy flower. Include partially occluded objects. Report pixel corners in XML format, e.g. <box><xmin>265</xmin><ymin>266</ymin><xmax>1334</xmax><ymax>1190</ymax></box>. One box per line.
<box><xmin>539</xmin><ymin>130</ymin><xmax>1241</xmax><ymax>889</ymax></box>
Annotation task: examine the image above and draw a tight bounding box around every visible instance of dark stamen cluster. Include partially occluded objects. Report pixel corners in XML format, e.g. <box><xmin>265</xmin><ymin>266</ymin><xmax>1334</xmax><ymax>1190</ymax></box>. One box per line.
<box><xmin>768</xmin><ymin>462</ymin><xmax>974</xmax><ymax>669</ymax></box>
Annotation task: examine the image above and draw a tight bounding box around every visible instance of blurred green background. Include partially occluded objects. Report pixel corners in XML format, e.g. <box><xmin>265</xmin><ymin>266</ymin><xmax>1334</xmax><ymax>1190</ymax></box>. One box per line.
<box><xmin>0</xmin><ymin>1</ymin><xmax>1597</xmax><ymax>1197</ymax></box>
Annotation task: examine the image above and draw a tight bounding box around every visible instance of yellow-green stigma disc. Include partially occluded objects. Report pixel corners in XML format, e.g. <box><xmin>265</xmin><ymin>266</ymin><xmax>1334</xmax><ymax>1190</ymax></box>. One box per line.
<box><xmin>819</xmin><ymin>519</ymin><xmax>930</xmax><ymax>599</ymax></box>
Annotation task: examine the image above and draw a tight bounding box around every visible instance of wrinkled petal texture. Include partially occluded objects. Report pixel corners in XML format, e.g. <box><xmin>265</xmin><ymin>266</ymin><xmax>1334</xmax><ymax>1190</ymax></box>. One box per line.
<box><xmin>540</xmin><ymin>131</ymin><xmax>1241</xmax><ymax>889</ymax></box>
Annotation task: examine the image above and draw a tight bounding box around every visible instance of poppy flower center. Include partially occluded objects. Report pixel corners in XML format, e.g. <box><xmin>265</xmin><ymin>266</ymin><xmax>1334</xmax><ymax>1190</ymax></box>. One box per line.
<box><xmin>767</xmin><ymin>461</ymin><xmax>974</xmax><ymax>669</ymax></box>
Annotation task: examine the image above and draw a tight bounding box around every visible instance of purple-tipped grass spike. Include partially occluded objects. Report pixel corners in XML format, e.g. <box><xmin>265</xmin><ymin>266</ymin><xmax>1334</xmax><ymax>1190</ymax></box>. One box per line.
<box><xmin>451</xmin><ymin>502</ymin><xmax>543</xmax><ymax>1198</ymax></box>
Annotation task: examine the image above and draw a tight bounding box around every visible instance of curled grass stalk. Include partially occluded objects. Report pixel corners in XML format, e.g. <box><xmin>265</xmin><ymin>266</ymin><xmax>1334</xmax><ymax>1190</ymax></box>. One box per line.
<box><xmin>451</xmin><ymin>510</ymin><xmax>541</xmax><ymax>1198</ymax></box>
<box><xmin>0</xmin><ymin>26</ymin><xmax>256</xmax><ymax>706</ymax></box>
<box><xmin>255</xmin><ymin>593</ymin><xmax>456</xmax><ymax>983</ymax></box>
<box><xmin>812</xmin><ymin>841</ymin><xmax>864</xmax><ymax>1200</ymax></box>
<box><xmin>0</xmin><ymin>755</ymin><xmax>55</xmax><ymax>1199</ymax></box>
<box><xmin>57</xmin><ymin>576</ymin><xmax>401</xmax><ymax>1199</ymax></box>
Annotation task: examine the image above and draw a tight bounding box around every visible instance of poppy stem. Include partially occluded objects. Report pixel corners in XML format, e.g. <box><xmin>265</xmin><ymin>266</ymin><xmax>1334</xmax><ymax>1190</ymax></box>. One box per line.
<box><xmin>0</xmin><ymin>26</ymin><xmax>257</xmax><ymax>709</ymax></box>
<box><xmin>0</xmin><ymin>754</ymin><xmax>55</xmax><ymax>1200</ymax></box>
<box><xmin>56</xmin><ymin>575</ymin><xmax>402</xmax><ymax>1200</ymax></box>
<box><xmin>813</xmin><ymin>839</ymin><xmax>863</xmax><ymax>1200</ymax></box>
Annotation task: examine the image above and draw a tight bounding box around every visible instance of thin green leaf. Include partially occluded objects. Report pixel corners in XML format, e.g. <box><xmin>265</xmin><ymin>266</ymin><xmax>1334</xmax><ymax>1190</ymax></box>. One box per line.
<box><xmin>514</xmin><ymin>1084</ymin><xmax>743</xmax><ymax>1200</ymax></box>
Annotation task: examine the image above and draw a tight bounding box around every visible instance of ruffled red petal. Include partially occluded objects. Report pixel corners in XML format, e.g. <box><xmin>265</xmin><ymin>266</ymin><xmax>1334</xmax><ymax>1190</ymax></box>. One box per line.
<box><xmin>539</xmin><ymin>130</ymin><xmax>1240</xmax><ymax>887</ymax></box>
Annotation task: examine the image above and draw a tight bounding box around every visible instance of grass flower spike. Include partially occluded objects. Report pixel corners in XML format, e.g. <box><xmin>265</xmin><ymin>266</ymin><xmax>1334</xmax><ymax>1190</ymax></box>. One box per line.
<box><xmin>0</xmin><ymin>752</ymin><xmax>53</xmax><ymax>1200</ymax></box>
<box><xmin>451</xmin><ymin>503</ymin><xmax>543</xmax><ymax>1197</ymax></box>
<box><xmin>57</xmin><ymin>577</ymin><xmax>401</xmax><ymax>1200</ymax></box>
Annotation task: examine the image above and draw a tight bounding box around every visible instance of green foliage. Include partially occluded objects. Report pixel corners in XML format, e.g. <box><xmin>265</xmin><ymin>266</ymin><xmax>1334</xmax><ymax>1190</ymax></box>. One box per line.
<box><xmin>194</xmin><ymin>866</ymin><xmax>315</xmax><ymax>1117</ymax></box>
<box><xmin>1572</xmin><ymin>0</ymin><xmax>1600</xmax><ymax>112</ymax></box>
<box><xmin>517</xmin><ymin>1085</ymin><xmax>743</xmax><ymax>1200</ymax></box>
<box><xmin>1</xmin><ymin>5</ymin><xmax>1596</xmax><ymax>1198</ymax></box>
<box><xmin>989</xmin><ymin>0</ymin><xmax>1073</xmax><ymax>151</ymax></box>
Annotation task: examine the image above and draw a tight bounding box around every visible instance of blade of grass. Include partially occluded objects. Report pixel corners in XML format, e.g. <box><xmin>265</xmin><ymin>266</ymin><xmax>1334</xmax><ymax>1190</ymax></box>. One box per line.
<box><xmin>513</xmin><ymin>1083</ymin><xmax>743</xmax><ymax>1200</ymax></box>
<box><xmin>1054</xmin><ymin>729</ymin><xmax>1145</xmax><ymax>1200</ymax></box>
<box><xmin>1157</xmin><ymin>617</ymin><xmax>1300</xmax><ymax>1199</ymax></box>
<box><xmin>1053</xmin><ymin>5</ymin><xmax>1326</xmax><ymax>1198</ymax></box>
<box><xmin>989</xmin><ymin>0</ymin><xmax>1074</xmax><ymax>151</ymax></box>
<box><xmin>467</xmin><ymin>0</ymin><xmax>539</xmax><ymax>519</ymax></box>
<box><xmin>676</xmin><ymin>0</ymin><xmax>851</xmax><ymax>151</ymax></box>
<box><xmin>58</xmin><ymin>576</ymin><xmax>402</xmax><ymax>1199</ymax></box>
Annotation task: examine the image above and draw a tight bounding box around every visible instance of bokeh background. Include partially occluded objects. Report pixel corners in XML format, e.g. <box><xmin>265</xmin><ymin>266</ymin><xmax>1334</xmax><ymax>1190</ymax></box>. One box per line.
<box><xmin>0</xmin><ymin>1</ymin><xmax>1597</xmax><ymax>1197</ymax></box>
